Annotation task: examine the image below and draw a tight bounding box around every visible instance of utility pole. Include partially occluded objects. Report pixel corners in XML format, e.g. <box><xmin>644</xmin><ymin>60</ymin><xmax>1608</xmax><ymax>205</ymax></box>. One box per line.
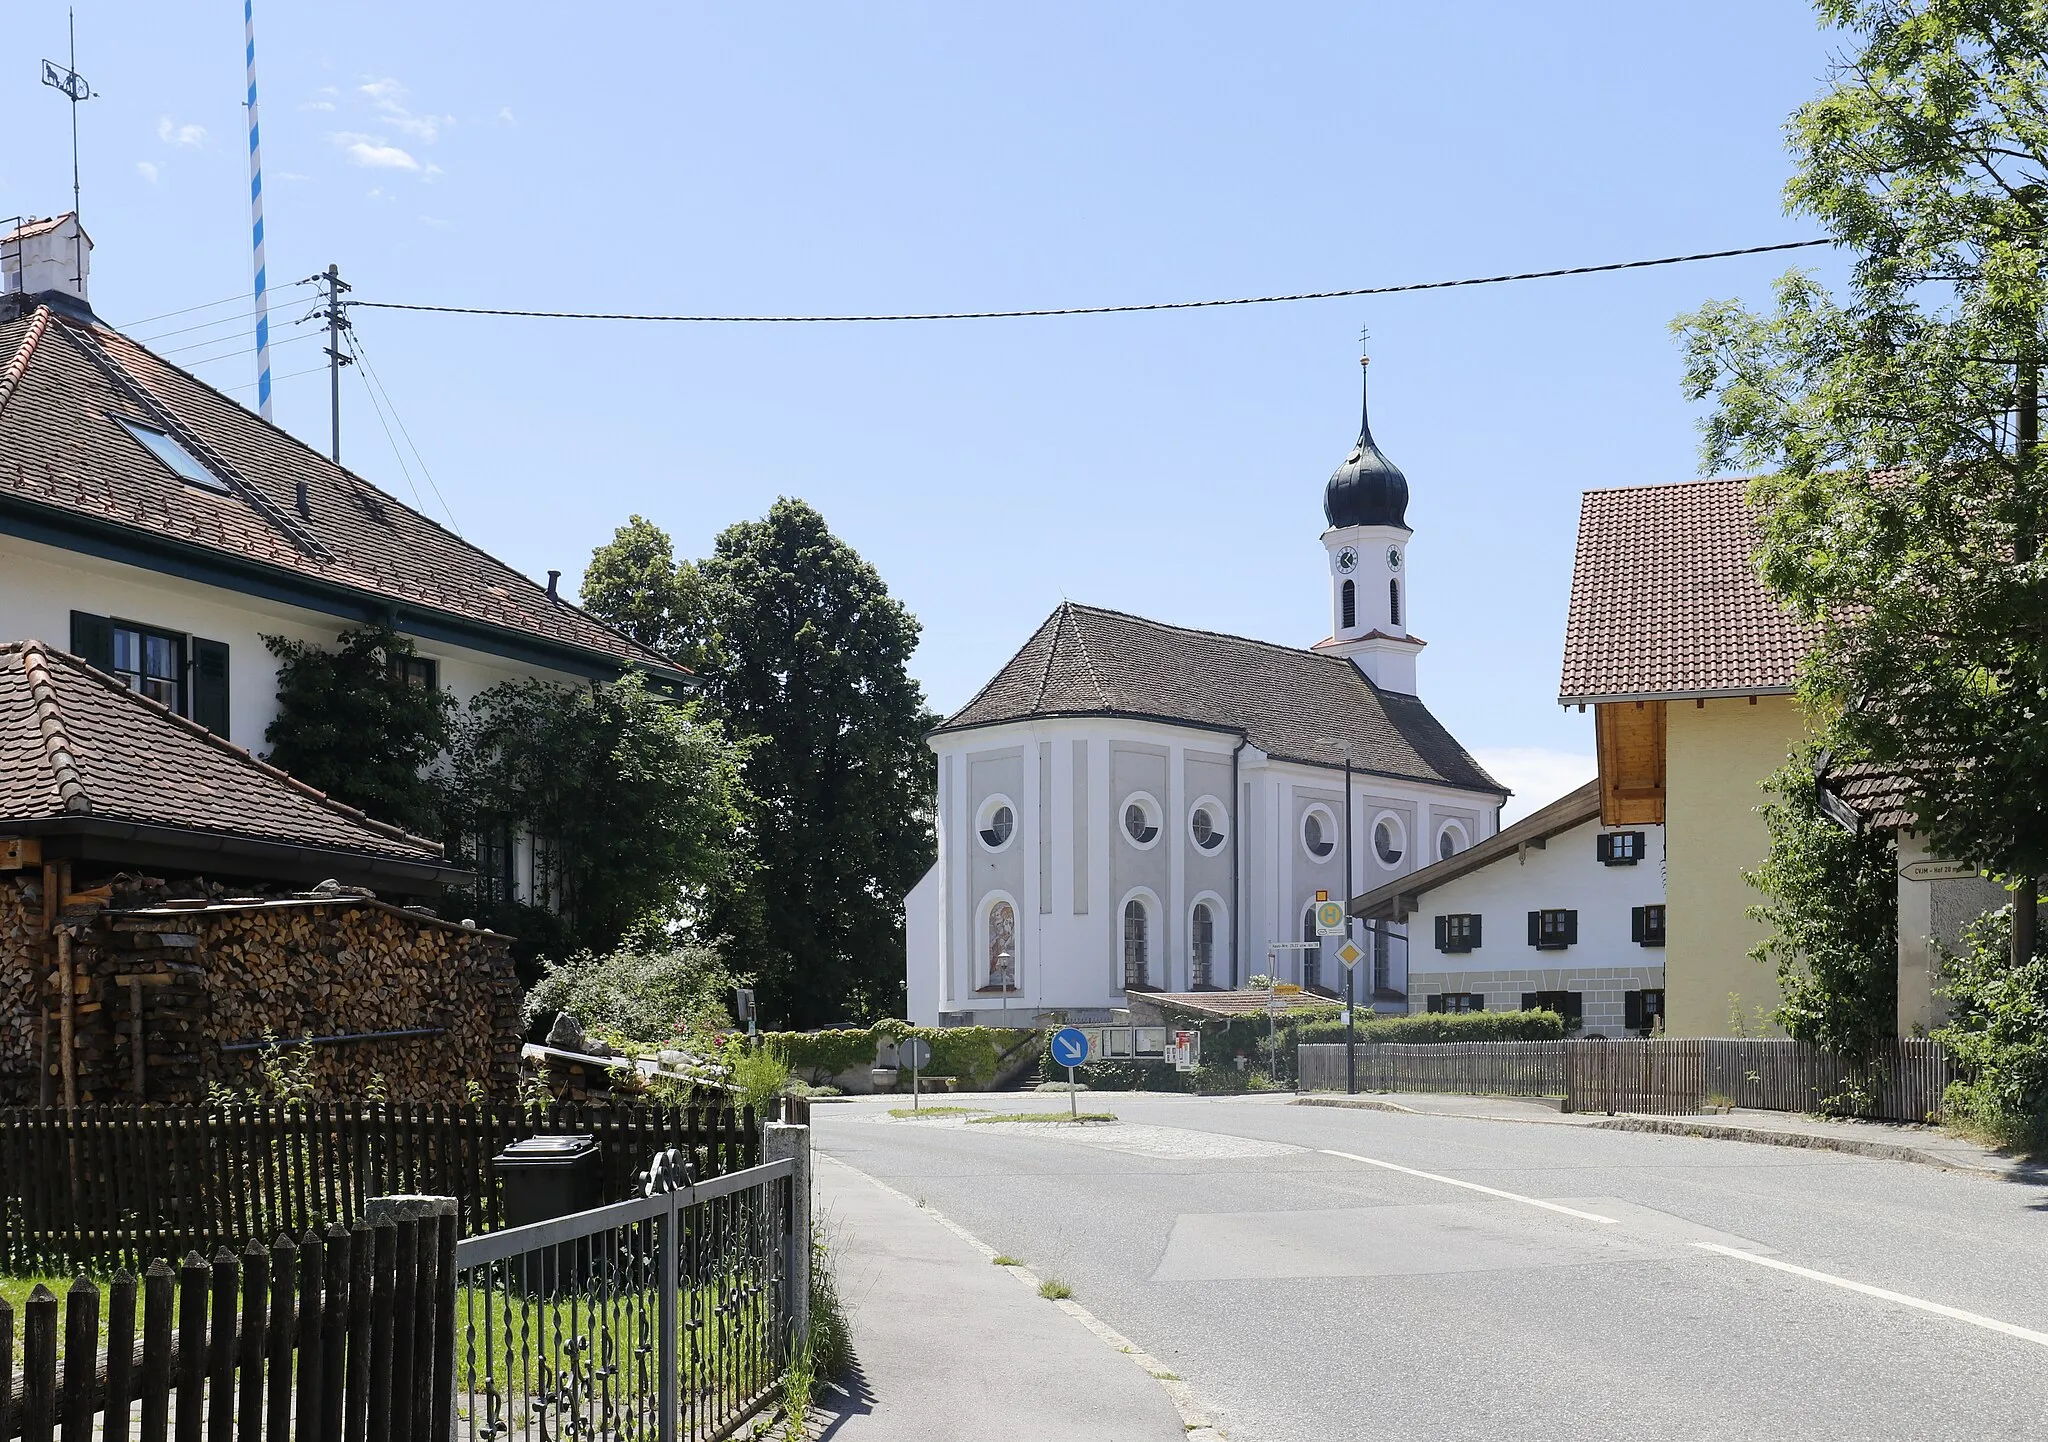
<box><xmin>314</xmin><ymin>263</ymin><xmax>352</xmax><ymax>463</ymax></box>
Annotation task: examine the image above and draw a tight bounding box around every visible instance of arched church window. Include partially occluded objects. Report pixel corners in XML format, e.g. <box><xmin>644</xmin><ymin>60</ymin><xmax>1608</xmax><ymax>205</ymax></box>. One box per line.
<box><xmin>1389</xmin><ymin>579</ymin><xmax>1401</xmax><ymax>628</ymax></box>
<box><xmin>1191</xmin><ymin>902</ymin><xmax>1215</xmax><ymax>987</ymax></box>
<box><xmin>1300</xmin><ymin>903</ymin><xmax>1323</xmax><ymax>991</ymax></box>
<box><xmin>1123</xmin><ymin>900</ymin><xmax>1150</xmax><ymax>989</ymax></box>
<box><xmin>987</xmin><ymin>899</ymin><xmax>1017</xmax><ymax>990</ymax></box>
<box><xmin>1341</xmin><ymin>579</ymin><xmax>1356</xmax><ymax>630</ymax></box>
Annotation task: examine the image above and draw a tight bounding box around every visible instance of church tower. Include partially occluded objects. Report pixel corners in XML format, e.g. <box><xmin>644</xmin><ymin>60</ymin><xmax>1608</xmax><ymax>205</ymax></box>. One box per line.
<box><xmin>1319</xmin><ymin>353</ymin><xmax>1423</xmax><ymax>694</ymax></box>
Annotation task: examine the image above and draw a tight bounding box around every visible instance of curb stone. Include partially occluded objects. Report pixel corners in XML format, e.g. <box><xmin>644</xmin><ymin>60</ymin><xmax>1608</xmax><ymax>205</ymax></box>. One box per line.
<box><xmin>818</xmin><ymin>1154</ymin><xmax>1227</xmax><ymax>1440</ymax></box>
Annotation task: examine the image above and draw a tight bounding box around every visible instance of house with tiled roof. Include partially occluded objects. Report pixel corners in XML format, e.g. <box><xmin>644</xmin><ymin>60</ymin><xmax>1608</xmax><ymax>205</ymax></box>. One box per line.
<box><xmin>1558</xmin><ymin>476</ymin><xmax>1812</xmax><ymax>1035</ymax></box>
<box><xmin>0</xmin><ymin>215</ymin><xmax>682</xmax><ymax>905</ymax></box>
<box><xmin>906</xmin><ymin>358</ymin><xmax>1507</xmax><ymax>1028</ymax></box>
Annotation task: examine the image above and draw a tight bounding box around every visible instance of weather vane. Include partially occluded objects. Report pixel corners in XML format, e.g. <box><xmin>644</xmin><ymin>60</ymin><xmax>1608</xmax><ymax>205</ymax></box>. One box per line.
<box><xmin>40</xmin><ymin>8</ymin><xmax>95</xmax><ymax>288</ymax></box>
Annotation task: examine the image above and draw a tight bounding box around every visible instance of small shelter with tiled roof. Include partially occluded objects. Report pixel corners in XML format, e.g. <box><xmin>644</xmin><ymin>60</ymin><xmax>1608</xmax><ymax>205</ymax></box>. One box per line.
<box><xmin>907</xmin><ymin>360</ymin><xmax>1506</xmax><ymax>1029</ymax></box>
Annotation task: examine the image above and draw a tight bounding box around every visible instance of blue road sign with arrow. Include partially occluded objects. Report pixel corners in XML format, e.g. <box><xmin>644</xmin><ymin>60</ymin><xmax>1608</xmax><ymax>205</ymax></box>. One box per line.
<box><xmin>1050</xmin><ymin>1027</ymin><xmax>1090</xmax><ymax>1067</ymax></box>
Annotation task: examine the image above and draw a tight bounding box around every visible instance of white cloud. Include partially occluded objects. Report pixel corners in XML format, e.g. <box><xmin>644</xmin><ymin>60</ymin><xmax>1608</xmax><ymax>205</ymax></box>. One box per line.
<box><xmin>333</xmin><ymin>132</ymin><xmax>420</xmax><ymax>170</ymax></box>
<box><xmin>300</xmin><ymin>100</ymin><xmax>336</xmax><ymax>113</ymax></box>
<box><xmin>360</xmin><ymin>77</ymin><xmax>407</xmax><ymax>108</ymax></box>
<box><xmin>1471</xmin><ymin>747</ymin><xmax>1597</xmax><ymax>825</ymax></box>
<box><xmin>135</xmin><ymin>160</ymin><xmax>159</xmax><ymax>184</ymax></box>
<box><xmin>156</xmin><ymin>117</ymin><xmax>206</xmax><ymax>147</ymax></box>
<box><xmin>497</xmin><ymin>107</ymin><xmax>516</xmax><ymax>126</ymax></box>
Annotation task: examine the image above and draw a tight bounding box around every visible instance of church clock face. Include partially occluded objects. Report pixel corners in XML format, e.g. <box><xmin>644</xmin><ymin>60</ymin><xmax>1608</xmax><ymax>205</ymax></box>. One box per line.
<box><xmin>1335</xmin><ymin>546</ymin><xmax>1359</xmax><ymax>574</ymax></box>
<box><xmin>1386</xmin><ymin>546</ymin><xmax>1403</xmax><ymax>572</ymax></box>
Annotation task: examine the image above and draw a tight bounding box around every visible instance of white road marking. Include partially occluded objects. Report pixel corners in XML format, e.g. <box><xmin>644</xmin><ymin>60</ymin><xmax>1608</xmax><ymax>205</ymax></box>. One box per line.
<box><xmin>1319</xmin><ymin>1148</ymin><xmax>1620</xmax><ymax>1224</ymax></box>
<box><xmin>1691</xmin><ymin>1243</ymin><xmax>2048</xmax><ymax>1349</ymax></box>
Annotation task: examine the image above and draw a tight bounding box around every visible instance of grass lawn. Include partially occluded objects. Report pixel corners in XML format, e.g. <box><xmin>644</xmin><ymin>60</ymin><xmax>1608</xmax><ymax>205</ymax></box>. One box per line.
<box><xmin>886</xmin><ymin>1105</ymin><xmax>986</xmax><ymax>1118</ymax></box>
<box><xmin>966</xmin><ymin>1112</ymin><xmax>1116</xmax><ymax>1125</ymax></box>
<box><xmin>3</xmin><ymin>1271</ymin><xmax>112</xmax><ymax>1368</ymax></box>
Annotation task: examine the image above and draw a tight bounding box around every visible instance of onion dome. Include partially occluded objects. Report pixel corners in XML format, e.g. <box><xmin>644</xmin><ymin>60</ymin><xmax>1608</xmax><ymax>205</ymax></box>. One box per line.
<box><xmin>1323</xmin><ymin>357</ymin><xmax>1409</xmax><ymax>530</ymax></box>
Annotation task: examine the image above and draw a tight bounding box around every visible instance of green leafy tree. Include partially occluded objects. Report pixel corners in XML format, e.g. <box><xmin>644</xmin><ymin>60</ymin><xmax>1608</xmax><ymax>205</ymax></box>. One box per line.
<box><xmin>1746</xmin><ymin>747</ymin><xmax>1899</xmax><ymax>1061</ymax></box>
<box><xmin>580</xmin><ymin>515</ymin><xmax>707</xmax><ymax>667</ymax></box>
<box><xmin>441</xmin><ymin>675</ymin><xmax>746</xmax><ymax>974</ymax></box>
<box><xmin>692</xmin><ymin>498</ymin><xmax>937</xmax><ymax>1027</ymax></box>
<box><xmin>1937</xmin><ymin>906</ymin><xmax>2048</xmax><ymax>1145</ymax></box>
<box><xmin>263</xmin><ymin>625</ymin><xmax>452</xmax><ymax>834</ymax></box>
<box><xmin>1675</xmin><ymin>2</ymin><xmax>2048</xmax><ymax>962</ymax></box>
<box><xmin>522</xmin><ymin>943</ymin><xmax>737</xmax><ymax>1046</ymax></box>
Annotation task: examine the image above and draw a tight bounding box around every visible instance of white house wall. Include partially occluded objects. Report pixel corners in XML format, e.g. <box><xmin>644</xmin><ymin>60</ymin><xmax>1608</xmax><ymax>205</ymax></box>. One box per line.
<box><xmin>0</xmin><ymin>531</ymin><xmax>591</xmax><ymax>753</ymax></box>
<box><xmin>912</xmin><ymin>713</ymin><xmax>1502</xmax><ymax>1026</ymax></box>
<box><xmin>1405</xmin><ymin>815</ymin><xmax>1667</xmax><ymax>1034</ymax></box>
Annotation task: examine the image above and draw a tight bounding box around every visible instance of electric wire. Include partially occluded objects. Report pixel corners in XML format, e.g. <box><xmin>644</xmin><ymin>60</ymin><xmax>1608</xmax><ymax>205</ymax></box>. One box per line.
<box><xmin>112</xmin><ymin>279</ymin><xmax>311</xmax><ymax>332</ymax></box>
<box><xmin>347</xmin><ymin>238</ymin><xmax>1836</xmax><ymax>325</ymax></box>
<box><xmin>160</xmin><ymin>326</ymin><xmax>319</xmax><ymax>368</ymax></box>
<box><xmin>347</xmin><ymin>331</ymin><xmax>429</xmax><ymax>516</ymax></box>
<box><xmin>349</xmin><ymin>325</ymin><xmax>461</xmax><ymax>536</ymax></box>
<box><xmin>214</xmin><ymin>360</ymin><xmax>331</xmax><ymax>398</ymax></box>
<box><xmin>131</xmin><ymin>308</ymin><xmax>263</xmax><ymax>347</ymax></box>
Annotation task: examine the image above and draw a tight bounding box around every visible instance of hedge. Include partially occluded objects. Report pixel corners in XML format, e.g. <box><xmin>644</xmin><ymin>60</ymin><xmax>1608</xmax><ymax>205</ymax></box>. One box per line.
<box><xmin>1292</xmin><ymin>1009</ymin><xmax>1566</xmax><ymax>1047</ymax></box>
<box><xmin>758</xmin><ymin>1023</ymin><xmax>1041</xmax><ymax>1089</ymax></box>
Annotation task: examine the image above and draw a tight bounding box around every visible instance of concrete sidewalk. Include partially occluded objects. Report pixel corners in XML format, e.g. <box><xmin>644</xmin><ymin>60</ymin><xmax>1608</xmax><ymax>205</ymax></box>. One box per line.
<box><xmin>1296</xmin><ymin>1091</ymin><xmax>2044</xmax><ymax>1180</ymax></box>
<box><xmin>806</xmin><ymin>1156</ymin><xmax>1191</xmax><ymax>1442</ymax></box>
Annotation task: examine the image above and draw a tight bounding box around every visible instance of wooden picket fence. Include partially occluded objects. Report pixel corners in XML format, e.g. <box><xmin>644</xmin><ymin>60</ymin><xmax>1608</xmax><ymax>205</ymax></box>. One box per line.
<box><xmin>1297</xmin><ymin>1042</ymin><xmax>1565</xmax><ymax>1098</ymax></box>
<box><xmin>1</xmin><ymin>1208</ymin><xmax>453</xmax><ymax>1442</ymax></box>
<box><xmin>1562</xmin><ymin>1037</ymin><xmax>1955</xmax><ymax>1121</ymax></box>
<box><xmin>0</xmin><ymin>1102</ymin><xmax>760</xmax><ymax>1270</ymax></box>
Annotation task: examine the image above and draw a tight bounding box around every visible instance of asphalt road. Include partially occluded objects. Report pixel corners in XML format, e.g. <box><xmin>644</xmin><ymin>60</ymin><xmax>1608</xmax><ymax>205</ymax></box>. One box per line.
<box><xmin>812</xmin><ymin>1093</ymin><xmax>2048</xmax><ymax>1442</ymax></box>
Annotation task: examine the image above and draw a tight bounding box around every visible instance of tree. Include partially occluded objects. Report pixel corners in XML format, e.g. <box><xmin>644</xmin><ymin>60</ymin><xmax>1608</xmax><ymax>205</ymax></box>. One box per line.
<box><xmin>1675</xmin><ymin>1</ymin><xmax>2048</xmax><ymax>963</ymax></box>
<box><xmin>263</xmin><ymin>625</ymin><xmax>452</xmax><ymax>835</ymax></box>
<box><xmin>1746</xmin><ymin>747</ymin><xmax>1899</xmax><ymax>1062</ymax></box>
<box><xmin>440</xmin><ymin>675</ymin><xmax>746</xmax><ymax>976</ymax></box>
<box><xmin>580</xmin><ymin>515</ymin><xmax>707</xmax><ymax>668</ymax></box>
<box><xmin>691</xmin><ymin>498</ymin><xmax>937</xmax><ymax>1027</ymax></box>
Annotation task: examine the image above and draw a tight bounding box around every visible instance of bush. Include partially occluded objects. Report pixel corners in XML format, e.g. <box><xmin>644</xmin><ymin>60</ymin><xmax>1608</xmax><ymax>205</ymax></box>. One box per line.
<box><xmin>757</xmin><ymin>1024</ymin><xmax>1041</xmax><ymax>1089</ymax></box>
<box><xmin>727</xmin><ymin>1044</ymin><xmax>793</xmax><ymax>1117</ymax></box>
<box><xmin>1293</xmin><ymin>1009</ymin><xmax>1566</xmax><ymax>1047</ymax></box>
<box><xmin>1937</xmin><ymin>906</ymin><xmax>2048</xmax><ymax>1150</ymax></box>
<box><xmin>523</xmin><ymin>945</ymin><xmax>737</xmax><ymax>1045</ymax></box>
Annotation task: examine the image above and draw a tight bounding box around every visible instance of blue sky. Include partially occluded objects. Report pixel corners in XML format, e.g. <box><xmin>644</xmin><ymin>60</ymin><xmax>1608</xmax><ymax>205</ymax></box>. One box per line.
<box><xmin>3</xmin><ymin>2</ymin><xmax>1848</xmax><ymax>819</ymax></box>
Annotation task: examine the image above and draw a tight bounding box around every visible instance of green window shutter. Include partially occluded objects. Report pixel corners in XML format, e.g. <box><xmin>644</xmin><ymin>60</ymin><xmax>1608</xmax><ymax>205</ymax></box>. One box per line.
<box><xmin>1520</xmin><ymin>991</ymin><xmax>1538</xmax><ymax>1013</ymax></box>
<box><xmin>1563</xmin><ymin>910</ymin><xmax>1579</xmax><ymax>945</ymax></box>
<box><xmin>1631</xmin><ymin>906</ymin><xmax>1645</xmax><ymax>943</ymax></box>
<box><xmin>1565</xmin><ymin>992</ymin><xmax>1584</xmax><ymax>1022</ymax></box>
<box><xmin>1426</xmin><ymin>994</ymin><xmax>1444</xmax><ymax>1014</ymax></box>
<box><xmin>1595</xmin><ymin>833</ymin><xmax>1611</xmax><ymax>864</ymax></box>
<box><xmin>191</xmin><ymin>638</ymin><xmax>230</xmax><ymax>734</ymax></box>
<box><xmin>1526</xmin><ymin>911</ymin><xmax>1540</xmax><ymax>947</ymax></box>
<box><xmin>1471</xmin><ymin>914</ymin><xmax>1482</xmax><ymax>950</ymax></box>
<box><xmin>1433</xmin><ymin>915</ymin><xmax>1448</xmax><ymax>951</ymax></box>
<box><xmin>70</xmin><ymin>611</ymin><xmax>114</xmax><ymax>671</ymax></box>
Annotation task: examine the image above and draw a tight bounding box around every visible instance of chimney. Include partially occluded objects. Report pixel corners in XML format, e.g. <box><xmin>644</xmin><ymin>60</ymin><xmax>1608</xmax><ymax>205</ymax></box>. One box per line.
<box><xmin>546</xmin><ymin>569</ymin><xmax>561</xmax><ymax>601</ymax></box>
<box><xmin>2</xmin><ymin>214</ymin><xmax>92</xmax><ymax>309</ymax></box>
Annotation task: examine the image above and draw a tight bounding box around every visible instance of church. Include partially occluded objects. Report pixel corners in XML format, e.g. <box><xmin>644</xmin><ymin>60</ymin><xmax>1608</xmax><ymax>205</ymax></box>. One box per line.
<box><xmin>903</xmin><ymin>358</ymin><xmax>1507</xmax><ymax>1028</ymax></box>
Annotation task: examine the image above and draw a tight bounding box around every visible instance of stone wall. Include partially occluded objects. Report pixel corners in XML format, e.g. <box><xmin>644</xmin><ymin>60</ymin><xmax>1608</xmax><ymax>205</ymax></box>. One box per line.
<box><xmin>0</xmin><ymin>873</ymin><xmax>521</xmax><ymax>1105</ymax></box>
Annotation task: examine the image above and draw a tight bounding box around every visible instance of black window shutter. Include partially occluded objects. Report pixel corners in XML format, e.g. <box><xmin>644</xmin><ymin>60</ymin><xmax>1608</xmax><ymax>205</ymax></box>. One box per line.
<box><xmin>1564</xmin><ymin>910</ymin><xmax>1579</xmax><ymax>945</ymax></box>
<box><xmin>1526</xmin><ymin>911</ymin><xmax>1540</xmax><ymax>947</ymax></box>
<box><xmin>1595</xmin><ymin>833</ymin><xmax>1612</xmax><ymax>863</ymax></box>
<box><xmin>1625</xmin><ymin>991</ymin><xmax>1643</xmax><ymax>1029</ymax></box>
<box><xmin>1433</xmin><ymin>915</ymin><xmax>1447</xmax><ymax>951</ymax></box>
<box><xmin>70</xmin><ymin>611</ymin><xmax>114</xmax><ymax>671</ymax></box>
<box><xmin>1631</xmin><ymin>906</ymin><xmax>1645</xmax><ymax>943</ymax></box>
<box><xmin>1471</xmin><ymin>914</ymin><xmax>1482</xmax><ymax>949</ymax></box>
<box><xmin>1426</xmin><ymin>994</ymin><xmax>1444</xmax><ymax>1014</ymax></box>
<box><xmin>1565</xmin><ymin>992</ymin><xmax>1584</xmax><ymax>1022</ymax></box>
<box><xmin>1520</xmin><ymin>991</ymin><xmax>1538</xmax><ymax>1013</ymax></box>
<box><xmin>192</xmin><ymin>638</ymin><xmax>230</xmax><ymax>734</ymax></box>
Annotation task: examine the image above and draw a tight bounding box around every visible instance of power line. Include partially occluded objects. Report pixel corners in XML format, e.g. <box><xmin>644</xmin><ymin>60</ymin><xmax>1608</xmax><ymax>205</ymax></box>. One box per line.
<box><xmin>112</xmin><ymin>279</ymin><xmax>310</xmax><ymax>332</ymax></box>
<box><xmin>348</xmin><ymin>238</ymin><xmax>1835</xmax><ymax>326</ymax></box>
<box><xmin>349</xmin><ymin>325</ymin><xmax>460</xmax><ymax>536</ymax></box>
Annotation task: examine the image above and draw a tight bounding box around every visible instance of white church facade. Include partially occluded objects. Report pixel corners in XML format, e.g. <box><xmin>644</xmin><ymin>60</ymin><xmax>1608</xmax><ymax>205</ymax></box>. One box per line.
<box><xmin>903</xmin><ymin>359</ymin><xmax>1508</xmax><ymax>1027</ymax></box>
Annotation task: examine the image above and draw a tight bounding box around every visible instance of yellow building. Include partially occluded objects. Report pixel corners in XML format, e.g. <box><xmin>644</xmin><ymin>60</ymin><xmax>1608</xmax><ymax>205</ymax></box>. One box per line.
<box><xmin>1557</xmin><ymin>480</ymin><xmax>1818</xmax><ymax>1037</ymax></box>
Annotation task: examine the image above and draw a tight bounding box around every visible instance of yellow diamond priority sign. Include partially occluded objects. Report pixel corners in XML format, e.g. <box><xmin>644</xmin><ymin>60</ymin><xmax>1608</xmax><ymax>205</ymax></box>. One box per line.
<box><xmin>1335</xmin><ymin>939</ymin><xmax>1364</xmax><ymax>967</ymax></box>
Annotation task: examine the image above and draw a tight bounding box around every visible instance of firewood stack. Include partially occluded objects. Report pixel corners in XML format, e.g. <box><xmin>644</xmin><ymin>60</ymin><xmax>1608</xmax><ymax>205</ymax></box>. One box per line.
<box><xmin>0</xmin><ymin>873</ymin><xmax>521</xmax><ymax>1105</ymax></box>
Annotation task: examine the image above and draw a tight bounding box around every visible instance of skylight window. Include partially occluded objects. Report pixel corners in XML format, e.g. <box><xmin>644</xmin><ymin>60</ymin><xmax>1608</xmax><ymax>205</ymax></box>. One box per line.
<box><xmin>117</xmin><ymin>418</ymin><xmax>226</xmax><ymax>492</ymax></box>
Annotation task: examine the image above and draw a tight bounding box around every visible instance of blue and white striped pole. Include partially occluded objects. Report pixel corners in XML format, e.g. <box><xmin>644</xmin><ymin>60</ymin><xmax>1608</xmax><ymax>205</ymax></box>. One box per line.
<box><xmin>245</xmin><ymin>0</ymin><xmax>272</xmax><ymax>421</ymax></box>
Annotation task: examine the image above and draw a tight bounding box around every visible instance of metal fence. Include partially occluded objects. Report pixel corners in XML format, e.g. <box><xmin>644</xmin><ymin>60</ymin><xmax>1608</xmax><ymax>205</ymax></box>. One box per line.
<box><xmin>449</xmin><ymin>1155</ymin><xmax>802</xmax><ymax>1442</ymax></box>
<box><xmin>1298</xmin><ymin>1042</ymin><xmax>1566</xmax><ymax>1098</ymax></box>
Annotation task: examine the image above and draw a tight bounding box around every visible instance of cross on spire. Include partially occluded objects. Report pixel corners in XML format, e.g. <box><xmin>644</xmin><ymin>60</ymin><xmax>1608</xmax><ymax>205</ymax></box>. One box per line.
<box><xmin>1358</xmin><ymin>323</ymin><xmax>1370</xmax><ymax>364</ymax></box>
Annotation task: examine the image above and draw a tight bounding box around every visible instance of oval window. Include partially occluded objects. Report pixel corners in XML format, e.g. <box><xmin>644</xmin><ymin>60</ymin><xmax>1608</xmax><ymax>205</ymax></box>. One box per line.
<box><xmin>1374</xmin><ymin>818</ymin><xmax>1403</xmax><ymax>866</ymax></box>
<box><xmin>1192</xmin><ymin>805</ymin><xmax>1224</xmax><ymax>852</ymax></box>
<box><xmin>1124</xmin><ymin>801</ymin><xmax>1159</xmax><ymax>846</ymax></box>
<box><xmin>1303</xmin><ymin>809</ymin><xmax>1335</xmax><ymax>859</ymax></box>
<box><xmin>980</xmin><ymin>804</ymin><xmax>1015</xmax><ymax>849</ymax></box>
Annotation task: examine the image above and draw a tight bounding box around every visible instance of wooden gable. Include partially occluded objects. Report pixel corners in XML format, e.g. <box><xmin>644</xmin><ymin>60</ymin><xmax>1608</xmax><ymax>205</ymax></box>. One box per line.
<box><xmin>1596</xmin><ymin>701</ymin><xmax>1665</xmax><ymax>825</ymax></box>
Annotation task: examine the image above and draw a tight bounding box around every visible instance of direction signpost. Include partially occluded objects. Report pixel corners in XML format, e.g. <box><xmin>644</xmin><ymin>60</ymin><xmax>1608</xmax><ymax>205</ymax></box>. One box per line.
<box><xmin>1337</xmin><ymin>936</ymin><xmax>1364</xmax><ymax>1094</ymax></box>
<box><xmin>1050</xmin><ymin>1026</ymin><xmax>1090</xmax><ymax>1119</ymax></box>
<box><xmin>900</xmin><ymin>1035</ymin><xmax>933</xmax><ymax>1112</ymax></box>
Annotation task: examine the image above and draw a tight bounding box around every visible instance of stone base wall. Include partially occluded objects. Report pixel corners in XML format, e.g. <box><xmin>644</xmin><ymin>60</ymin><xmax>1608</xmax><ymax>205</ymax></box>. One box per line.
<box><xmin>1407</xmin><ymin>964</ymin><xmax>1667</xmax><ymax>1037</ymax></box>
<box><xmin>0</xmin><ymin>872</ymin><xmax>521</xmax><ymax>1104</ymax></box>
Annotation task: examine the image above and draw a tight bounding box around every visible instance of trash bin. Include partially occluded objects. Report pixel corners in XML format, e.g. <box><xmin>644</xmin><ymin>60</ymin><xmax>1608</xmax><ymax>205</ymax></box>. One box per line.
<box><xmin>493</xmin><ymin>1134</ymin><xmax>602</xmax><ymax>1294</ymax></box>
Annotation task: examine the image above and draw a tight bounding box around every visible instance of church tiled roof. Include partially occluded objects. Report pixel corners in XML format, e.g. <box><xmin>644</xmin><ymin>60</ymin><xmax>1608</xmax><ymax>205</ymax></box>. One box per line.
<box><xmin>0</xmin><ymin>299</ymin><xmax>682</xmax><ymax>680</ymax></box>
<box><xmin>1559</xmin><ymin>478</ymin><xmax>1820</xmax><ymax>703</ymax></box>
<box><xmin>0</xmin><ymin>638</ymin><xmax>446</xmax><ymax>865</ymax></box>
<box><xmin>938</xmin><ymin>602</ymin><xmax>1504</xmax><ymax>795</ymax></box>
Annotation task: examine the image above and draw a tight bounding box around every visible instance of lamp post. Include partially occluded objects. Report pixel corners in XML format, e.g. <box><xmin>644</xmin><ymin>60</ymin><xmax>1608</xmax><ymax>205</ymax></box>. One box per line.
<box><xmin>1318</xmin><ymin>736</ymin><xmax>1359</xmax><ymax>1095</ymax></box>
